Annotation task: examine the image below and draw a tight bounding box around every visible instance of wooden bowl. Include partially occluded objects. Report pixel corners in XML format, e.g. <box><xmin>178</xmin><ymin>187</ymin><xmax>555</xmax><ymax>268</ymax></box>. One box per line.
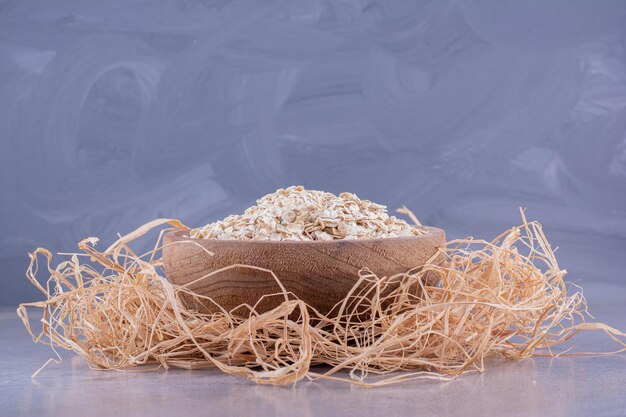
<box><xmin>162</xmin><ymin>227</ymin><xmax>446</xmax><ymax>315</ymax></box>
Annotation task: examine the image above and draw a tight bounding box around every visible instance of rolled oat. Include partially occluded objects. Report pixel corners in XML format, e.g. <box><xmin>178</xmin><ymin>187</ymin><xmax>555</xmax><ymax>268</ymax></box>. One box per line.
<box><xmin>191</xmin><ymin>186</ymin><xmax>422</xmax><ymax>241</ymax></box>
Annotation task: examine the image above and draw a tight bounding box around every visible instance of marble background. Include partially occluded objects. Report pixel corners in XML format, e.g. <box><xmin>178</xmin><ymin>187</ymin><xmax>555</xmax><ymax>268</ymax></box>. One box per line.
<box><xmin>1</xmin><ymin>0</ymin><xmax>625</xmax><ymax>305</ymax></box>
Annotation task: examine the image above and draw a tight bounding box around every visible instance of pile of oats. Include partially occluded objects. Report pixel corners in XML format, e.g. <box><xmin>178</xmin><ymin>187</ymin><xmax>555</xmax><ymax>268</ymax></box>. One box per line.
<box><xmin>191</xmin><ymin>186</ymin><xmax>422</xmax><ymax>241</ymax></box>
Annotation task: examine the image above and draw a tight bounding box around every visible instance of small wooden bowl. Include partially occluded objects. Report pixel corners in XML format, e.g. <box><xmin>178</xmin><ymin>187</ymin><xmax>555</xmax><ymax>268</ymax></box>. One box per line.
<box><xmin>162</xmin><ymin>227</ymin><xmax>446</xmax><ymax>315</ymax></box>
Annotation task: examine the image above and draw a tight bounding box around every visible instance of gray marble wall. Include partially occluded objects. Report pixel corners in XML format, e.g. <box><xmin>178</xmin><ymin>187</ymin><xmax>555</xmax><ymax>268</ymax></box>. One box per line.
<box><xmin>1</xmin><ymin>0</ymin><xmax>625</xmax><ymax>305</ymax></box>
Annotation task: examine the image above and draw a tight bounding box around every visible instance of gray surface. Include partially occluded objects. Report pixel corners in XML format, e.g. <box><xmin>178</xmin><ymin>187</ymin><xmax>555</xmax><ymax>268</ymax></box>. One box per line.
<box><xmin>2</xmin><ymin>282</ymin><xmax>625</xmax><ymax>417</ymax></box>
<box><xmin>2</xmin><ymin>1</ymin><xmax>626</xmax><ymax>306</ymax></box>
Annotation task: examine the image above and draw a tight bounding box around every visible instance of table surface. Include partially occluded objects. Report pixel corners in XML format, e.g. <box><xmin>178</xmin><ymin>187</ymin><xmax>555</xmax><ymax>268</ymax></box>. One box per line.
<box><xmin>1</xmin><ymin>282</ymin><xmax>625</xmax><ymax>417</ymax></box>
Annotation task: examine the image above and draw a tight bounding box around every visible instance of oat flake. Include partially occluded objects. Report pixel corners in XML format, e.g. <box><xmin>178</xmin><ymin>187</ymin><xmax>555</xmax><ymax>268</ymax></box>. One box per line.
<box><xmin>191</xmin><ymin>186</ymin><xmax>422</xmax><ymax>241</ymax></box>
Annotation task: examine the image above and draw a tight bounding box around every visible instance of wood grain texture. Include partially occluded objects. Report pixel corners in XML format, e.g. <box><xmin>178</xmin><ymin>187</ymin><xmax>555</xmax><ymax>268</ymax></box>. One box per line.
<box><xmin>163</xmin><ymin>227</ymin><xmax>446</xmax><ymax>314</ymax></box>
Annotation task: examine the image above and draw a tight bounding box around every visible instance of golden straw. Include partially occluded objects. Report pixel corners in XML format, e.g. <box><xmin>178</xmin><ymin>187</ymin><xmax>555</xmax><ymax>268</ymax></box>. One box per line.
<box><xmin>17</xmin><ymin>212</ymin><xmax>626</xmax><ymax>386</ymax></box>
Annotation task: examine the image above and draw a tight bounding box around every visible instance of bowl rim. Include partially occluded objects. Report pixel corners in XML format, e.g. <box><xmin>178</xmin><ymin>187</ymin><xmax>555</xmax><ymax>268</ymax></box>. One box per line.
<box><xmin>164</xmin><ymin>225</ymin><xmax>445</xmax><ymax>245</ymax></box>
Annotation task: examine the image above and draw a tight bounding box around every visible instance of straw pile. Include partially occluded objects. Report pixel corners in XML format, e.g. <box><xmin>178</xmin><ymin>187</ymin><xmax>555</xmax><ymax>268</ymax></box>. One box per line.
<box><xmin>18</xmin><ymin>212</ymin><xmax>626</xmax><ymax>386</ymax></box>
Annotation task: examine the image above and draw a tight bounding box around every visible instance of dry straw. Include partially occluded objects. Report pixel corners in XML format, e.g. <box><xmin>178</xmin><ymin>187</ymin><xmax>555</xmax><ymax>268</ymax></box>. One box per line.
<box><xmin>18</xmin><ymin>211</ymin><xmax>626</xmax><ymax>386</ymax></box>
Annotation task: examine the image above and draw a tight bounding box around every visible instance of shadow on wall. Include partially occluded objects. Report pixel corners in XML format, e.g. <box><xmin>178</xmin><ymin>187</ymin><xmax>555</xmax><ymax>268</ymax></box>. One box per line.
<box><xmin>1</xmin><ymin>0</ymin><xmax>626</xmax><ymax>305</ymax></box>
